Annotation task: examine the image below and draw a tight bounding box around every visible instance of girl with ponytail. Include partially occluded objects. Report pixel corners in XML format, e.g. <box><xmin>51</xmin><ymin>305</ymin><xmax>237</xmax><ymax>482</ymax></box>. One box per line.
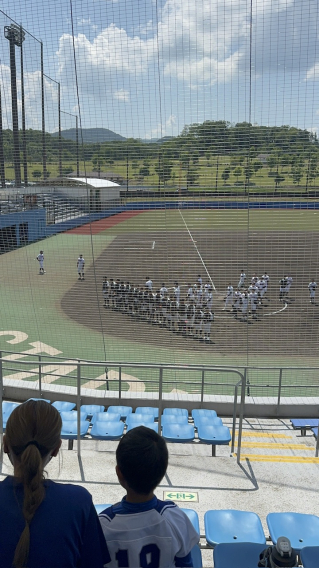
<box><xmin>0</xmin><ymin>400</ymin><xmax>108</xmax><ymax>568</ymax></box>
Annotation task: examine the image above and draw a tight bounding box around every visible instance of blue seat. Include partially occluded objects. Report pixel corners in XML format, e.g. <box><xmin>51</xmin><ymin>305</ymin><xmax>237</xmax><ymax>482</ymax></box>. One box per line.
<box><xmin>300</xmin><ymin>546</ymin><xmax>319</xmax><ymax>567</ymax></box>
<box><xmin>52</xmin><ymin>401</ymin><xmax>76</xmax><ymax>412</ymax></box>
<box><xmin>126</xmin><ymin>422</ymin><xmax>159</xmax><ymax>433</ymax></box>
<box><xmin>204</xmin><ymin>510</ymin><xmax>266</xmax><ymax>548</ymax></box>
<box><xmin>3</xmin><ymin>402</ymin><xmax>19</xmax><ymax>413</ymax></box>
<box><xmin>60</xmin><ymin>411</ymin><xmax>87</xmax><ymax>421</ymax></box>
<box><xmin>197</xmin><ymin>424</ymin><xmax>231</xmax><ymax>456</ymax></box>
<box><xmin>160</xmin><ymin>414</ymin><xmax>189</xmax><ymax>426</ymax></box>
<box><xmin>80</xmin><ymin>404</ymin><xmax>105</xmax><ymax>419</ymax></box>
<box><xmin>267</xmin><ymin>512</ymin><xmax>319</xmax><ymax>552</ymax></box>
<box><xmin>126</xmin><ymin>413</ymin><xmax>155</xmax><ymax>425</ymax></box>
<box><xmin>312</xmin><ymin>427</ymin><xmax>318</xmax><ymax>439</ymax></box>
<box><xmin>163</xmin><ymin>408</ymin><xmax>189</xmax><ymax>418</ymax></box>
<box><xmin>90</xmin><ymin>421</ymin><xmax>124</xmax><ymax>440</ymax></box>
<box><xmin>192</xmin><ymin>409</ymin><xmax>217</xmax><ymax>420</ymax></box>
<box><xmin>162</xmin><ymin>423</ymin><xmax>195</xmax><ymax>443</ymax></box>
<box><xmin>107</xmin><ymin>405</ymin><xmax>132</xmax><ymax>419</ymax></box>
<box><xmin>135</xmin><ymin>407</ymin><xmax>159</xmax><ymax>418</ymax></box>
<box><xmin>60</xmin><ymin>420</ymin><xmax>90</xmax><ymax>450</ymax></box>
<box><xmin>213</xmin><ymin>542</ymin><xmax>267</xmax><ymax>568</ymax></box>
<box><xmin>180</xmin><ymin>509</ymin><xmax>201</xmax><ymax>568</ymax></box>
<box><xmin>291</xmin><ymin>419</ymin><xmax>319</xmax><ymax>436</ymax></box>
<box><xmin>94</xmin><ymin>504</ymin><xmax>112</xmax><ymax>515</ymax></box>
<box><xmin>91</xmin><ymin>412</ymin><xmax>121</xmax><ymax>424</ymax></box>
<box><xmin>193</xmin><ymin>416</ymin><xmax>223</xmax><ymax>428</ymax></box>
<box><xmin>27</xmin><ymin>398</ymin><xmax>51</xmax><ymax>404</ymax></box>
<box><xmin>180</xmin><ymin>508</ymin><xmax>200</xmax><ymax>533</ymax></box>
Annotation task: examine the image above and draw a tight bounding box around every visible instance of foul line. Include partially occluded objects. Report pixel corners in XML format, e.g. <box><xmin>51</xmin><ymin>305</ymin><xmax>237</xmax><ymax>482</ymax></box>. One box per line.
<box><xmin>178</xmin><ymin>208</ymin><xmax>217</xmax><ymax>292</ymax></box>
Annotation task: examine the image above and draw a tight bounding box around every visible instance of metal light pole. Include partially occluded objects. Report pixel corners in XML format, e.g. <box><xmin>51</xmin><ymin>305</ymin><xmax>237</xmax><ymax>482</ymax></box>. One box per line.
<box><xmin>0</xmin><ymin>88</ymin><xmax>5</xmax><ymax>188</ymax></box>
<box><xmin>4</xmin><ymin>24</ymin><xmax>25</xmax><ymax>188</ymax></box>
<box><xmin>44</xmin><ymin>75</ymin><xmax>62</xmax><ymax>177</ymax></box>
<box><xmin>20</xmin><ymin>25</ymin><xmax>28</xmax><ymax>186</ymax></box>
<box><xmin>61</xmin><ymin>110</ymin><xmax>79</xmax><ymax>177</ymax></box>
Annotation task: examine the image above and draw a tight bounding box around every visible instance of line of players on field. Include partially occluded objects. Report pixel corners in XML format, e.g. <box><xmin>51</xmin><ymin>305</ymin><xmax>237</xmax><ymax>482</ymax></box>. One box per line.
<box><xmin>102</xmin><ymin>275</ymin><xmax>214</xmax><ymax>342</ymax></box>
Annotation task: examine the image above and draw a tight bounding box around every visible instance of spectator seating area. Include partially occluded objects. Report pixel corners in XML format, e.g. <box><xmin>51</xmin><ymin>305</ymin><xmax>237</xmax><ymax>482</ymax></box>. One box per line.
<box><xmin>2</xmin><ymin>400</ymin><xmax>231</xmax><ymax>454</ymax></box>
<box><xmin>290</xmin><ymin>419</ymin><xmax>319</xmax><ymax>437</ymax></box>
<box><xmin>93</xmin><ymin>505</ymin><xmax>319</xmax><ymax>567</ymax></box>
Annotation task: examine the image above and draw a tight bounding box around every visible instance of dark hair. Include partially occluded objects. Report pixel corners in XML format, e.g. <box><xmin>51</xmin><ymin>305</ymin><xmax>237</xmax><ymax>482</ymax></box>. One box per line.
<box><xmin>116</xmin><ymin>426</ymin><xmax>168</xmax><ymax>494</ymax></box>
<box><xmin>5</xmin><ymin>401</ymin><xmax>62</xmax><ymax>568</ymax></box>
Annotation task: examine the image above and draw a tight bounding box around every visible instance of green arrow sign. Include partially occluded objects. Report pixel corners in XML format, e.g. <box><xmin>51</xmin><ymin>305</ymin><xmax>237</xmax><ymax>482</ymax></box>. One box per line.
<box><xmin>163</xmin><ymin>491</ymin><xmax>198</xmax><ymax>502</ymax></box>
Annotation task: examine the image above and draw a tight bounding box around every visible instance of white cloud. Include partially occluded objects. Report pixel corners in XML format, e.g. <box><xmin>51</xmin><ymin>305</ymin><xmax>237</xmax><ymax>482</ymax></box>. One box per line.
<box><xmin>145</xmin><ymin>114</ymin><xmax>177</xmax><ymax>139</ymax></box>
<box><xmin>114</xmin><ymin>89</ymin><xmax>130</xmax><ymax>102</ymax></box>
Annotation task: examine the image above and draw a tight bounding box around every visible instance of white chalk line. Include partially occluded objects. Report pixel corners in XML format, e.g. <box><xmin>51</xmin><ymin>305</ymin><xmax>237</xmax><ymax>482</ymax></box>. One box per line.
<box><xmin>178</xmin><ymin>208</ymin><xmax>217</xmax><ymax>292</ymax></box>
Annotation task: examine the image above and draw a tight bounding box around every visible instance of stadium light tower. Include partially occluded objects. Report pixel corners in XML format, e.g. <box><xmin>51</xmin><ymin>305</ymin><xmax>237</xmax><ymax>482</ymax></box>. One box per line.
<box><xmin>4</xmin><ymin>23</ymin><xmax>25</xmax><ymax>188</ymax></box>
<box><xmin>61</xmin><ymin>110</ymin><xmax>79</xmax><ymax>177</ymax></box>
<box><xmin>44</xmin><ymin>75</ymin><xmax>62</xmax><ymax>177</ymax></box>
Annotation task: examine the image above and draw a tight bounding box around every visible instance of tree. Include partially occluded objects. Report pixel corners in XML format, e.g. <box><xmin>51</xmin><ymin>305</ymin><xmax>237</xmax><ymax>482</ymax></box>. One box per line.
<box><xmin>274</xmin><ymin>173</ymin><xmax>285</xmax><ymax>190</ymax></box>
<box><xmin>253</xmin><ymin>161</ymin><xmax>263</xmax><ymax>176</ymax></box>
<box><xmin>233</xmin><ymin>166</ymin><xmax>242</xmax><ymax>182</ymax></box>
<box><xmin>32</xmin><ymin>170</ymin><xmax>42</xmax><ymax>179</ymax></box>
<box><xmin>155</xmin><ymin>155</ymin><xmax>173</xmax><ymax>185</ymax></box>
<box><xmin>139</xmin><ymin>166</ymin><xmax>150</xmax><ymax>178</ymax></box>
<box><xmin>221</xmin><ymin>168</ymin><xmax>230</xmax><ymax>184</ymax></box>
<box><xmin>61</xmin><ymin>166</ymin><xmax>74</xmax><ymax>176</ymax></box>
<box><xmin>292</xmin><ymin>167</ymin><xmax>303</xmax><ymax>185</ymax></box>
<box><xmin>186</xmin><ymin>166</ymin><xmax>199</xmax><ymax>188</ymax></box>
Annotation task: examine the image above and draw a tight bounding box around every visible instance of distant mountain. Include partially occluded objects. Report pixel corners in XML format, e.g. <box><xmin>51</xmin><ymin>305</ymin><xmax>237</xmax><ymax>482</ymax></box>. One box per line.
<box><xmin>141</xmin><ymin>136</ymin><xmax>174</xmax><ymax>144</ymax></box>
<box><xmin>52</xmin><ymin>128</ymin><xmax>126</xmax><ymax>143</ymax></box>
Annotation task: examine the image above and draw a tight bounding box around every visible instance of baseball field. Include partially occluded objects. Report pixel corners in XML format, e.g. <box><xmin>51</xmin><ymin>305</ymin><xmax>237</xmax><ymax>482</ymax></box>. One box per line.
<box><xmin>0</xmin><ymin>205</ymin><xmax>318</xmax><ymax>396</ymax></box>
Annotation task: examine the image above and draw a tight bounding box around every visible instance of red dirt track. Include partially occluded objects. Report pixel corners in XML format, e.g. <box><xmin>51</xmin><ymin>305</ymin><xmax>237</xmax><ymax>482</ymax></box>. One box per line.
<box><xmin>67</xmin><ymin>210</ymin><xmax>145</xmax><ymax>234</ymax></box>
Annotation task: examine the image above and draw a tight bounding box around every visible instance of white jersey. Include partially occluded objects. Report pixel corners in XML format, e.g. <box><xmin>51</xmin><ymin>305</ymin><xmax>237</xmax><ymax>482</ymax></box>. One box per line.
<box><xmin>99</xmin><ymin>497</ymin><xmax>199</xmax><ymax>568</ymax></box>
<box><xmin>37</xmin><ymin>253</ymin><xmax>44</xmax><ymax>268</ymax></box>
<box><xmin>226</xmin><ymin>285</ymin><xmax>234</xmax><ymax>298</ymax></box>
<box><xmin>145</xmin><ymin>279</ymin><xmax>153</xmax><ymax>290</ymax></box>
<box><xmin>77</xmin><ymin>257</ymin><xmax>85</xmax><ymax>270</ymax></box>
<box><xmin>160</xmin><ymin>286</ymin><xmax>168</xmax><ymax>297</ymax></box>
<box><xmin>241</xmin><ymin>296</ymin><xmax>249</xmax><ymax>313</ymax></box>
<box><xmin>249</xmin><ymin>291</ymin><xmax>258</xmax><ymax>309</ymax></box>
<box><xmin>238</xmin><ymin>272</ymin><xmax>246</xmax><ymax>287</ymax></box>
<box><xmin>308</xmin><ymin>282</ymin><xmax>317</xmax><ymax>296</ymax></box>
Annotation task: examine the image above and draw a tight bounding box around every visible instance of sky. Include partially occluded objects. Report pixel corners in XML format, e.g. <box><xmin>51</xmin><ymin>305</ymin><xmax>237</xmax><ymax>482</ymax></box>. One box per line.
<box><xmin>0</xmin><ymin>0</ymin><xmax>318</xmax><ymax>139</ymax></box>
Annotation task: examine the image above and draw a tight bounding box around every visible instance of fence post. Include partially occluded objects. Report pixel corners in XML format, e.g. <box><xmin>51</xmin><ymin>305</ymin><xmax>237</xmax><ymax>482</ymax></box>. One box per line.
<box><xmin>158</xmin><ymin>367</ymin><xmax>163</xmax><ymax>432</ymax></box>
<box><xmin>38</xmin><ymin>355</ymin><xmax>42</xmax><ymax>396</ymax></box>
<box><xmin>77</xmin><ymin>361</ymin><xmax>81</xmax><ymax>457</ymax></box>
<box><xmin>237</xmin><ymin>372</ymin><xmax>246</xmax><ymax>465</ymax></box>
<box><xmin>277</xmin><ymin>368</ymin><xmax>282</xmax><ymax>412</ymax></box>
<box><xmin>231</xmin><ymin>384</ymin><xmax>238</xmax><ymax>454</ymax></box>
<box><xmin>201</xmin><ymin>369</ymin><xmax>205</xmax><ymax>403</ymax></box>
<box><xmin>119</xmin><ymin>366</ymin><xmax>122</xmax><ymax>400</ymax></box>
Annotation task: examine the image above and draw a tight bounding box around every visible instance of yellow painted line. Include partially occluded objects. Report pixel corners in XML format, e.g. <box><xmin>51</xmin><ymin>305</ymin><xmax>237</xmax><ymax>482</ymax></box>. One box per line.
<box><xmin>235</xmin><ymin>432</ymin><xmax>293</xmax><ymax>439</ymax></box>
<box><xmin>236</xmin><ymin>442</ymin><xmax>314</xmax><ymax>450</ymax></box>
<box><xmin>237</xmin><ymin>454</ymin><xmax>319</xmax><ymax>463</ymax></box>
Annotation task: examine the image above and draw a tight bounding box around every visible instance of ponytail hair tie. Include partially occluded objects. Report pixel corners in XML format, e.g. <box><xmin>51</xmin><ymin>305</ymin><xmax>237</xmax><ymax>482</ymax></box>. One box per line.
<box><xmin>24</xmin><ymin>440</ymin><xmax>40</xmax><ymax>450</ymax></box>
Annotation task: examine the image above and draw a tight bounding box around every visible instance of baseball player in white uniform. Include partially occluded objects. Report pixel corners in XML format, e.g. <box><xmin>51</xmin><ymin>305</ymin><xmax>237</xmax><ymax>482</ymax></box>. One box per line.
<box><xmin>77</xmin><ymin>254</ymin><xmax>85</xmax><ymax>280</ymax></box>
<box><xmin>37</xmin><ymin>251</ymin><xmax>45</xmax><ymax>274</ymax></box>
<box><xmin>249</xmin><ymin>290</ymin><xmax>258</xmax><ymax>319</ymax></box>
<box><xmin>145</xmin><ymin>277</ymin><xmax>153</xmax><ymax>290</ymax></box>
<box><xmin>308</xmin><ymin>280</ymin><xmax>317</xmax><ymax>304</ymax></box>
<box><xmin>202</xmin><ymin>308</ymin><xmax>214</xmax><ymax>342</ymax></box>
<box><xmin>241</xmin><ymin>292</ymin><xmax>249</xmax><ymax>320</ymax></box>
<box><xmin>223</xmin><ymin>284</ymin><xmax>234</xmax><ymax>310</ymax></box>
<box><xmin>238</xmin><ymin>270</ymin><xmax>246</xmax><ymax>289</ymax></box>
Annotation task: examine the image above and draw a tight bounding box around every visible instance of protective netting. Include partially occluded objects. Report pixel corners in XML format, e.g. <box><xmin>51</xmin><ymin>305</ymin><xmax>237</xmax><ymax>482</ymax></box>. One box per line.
<box><xmin>0</xmin><ymin>1</ymin><xmax>318</xmax><ymax>396</ymax></box>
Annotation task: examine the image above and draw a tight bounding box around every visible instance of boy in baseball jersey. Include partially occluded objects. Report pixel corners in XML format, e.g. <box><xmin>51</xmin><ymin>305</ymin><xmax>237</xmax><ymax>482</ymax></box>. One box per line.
<box><xmin>37</xmin><ymin>250</ymin><xmax>45</xmax><ymax>274</ymax></box>
<box><xmin>77</xmin><ymin>254</ymin><xmax>85</xmax><ymax>280</ymax></box>
<box><xmin>99</xmin><ymin>426</ymin><xmax>199</xmax><ymax>568</ymax></box>
<box><xmin>202</xmin><ymin>307</ymin><xmax>214</xmax><ymax>342</ymax></box>
<box><xmin>223</xmin><ymin>283</ymin><xmax>234</xmax><ymax>310</ymax></box>
<box><xmin>238</xmin><ymin>270</ymin><xmax>246</xmax><ymax>289</ymax></box>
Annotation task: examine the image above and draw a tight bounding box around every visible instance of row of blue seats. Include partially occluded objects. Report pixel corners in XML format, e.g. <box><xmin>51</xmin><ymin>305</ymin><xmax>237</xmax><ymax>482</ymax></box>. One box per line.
<box><xmin>92</xmin><ymin>506</ymin><xmax>319</xmax><ymax>567</ymax></box>
<box><xmin>291</xmin><ymin>418</ymin><xmax>319</xmax><ymax>438</ymax></box>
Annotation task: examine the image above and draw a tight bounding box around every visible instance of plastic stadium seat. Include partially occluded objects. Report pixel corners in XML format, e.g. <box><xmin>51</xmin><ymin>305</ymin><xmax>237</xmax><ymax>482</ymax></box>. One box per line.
<box><xmin>60</xmin><ymin>411</ymin><xmax>87</xmax><ymax>421</ymax></box>
<box><xmin>160</xmin><ymin>414</ymin><xmax>189</xmax><ymax>426</ymax></box>
<box><xmin>312</xmin><ymin>427</ymin><xmax>318</xmax><ymax>439</ymax></box>
<box><xmin>107</xmin><ymin>405</ymin><xmax>132</xmax><ymax>419</ymax></box>
<box><xmin>135</xmin><ymin>406</ymin><xmax>159</xmax><ymax>418</ymax></box>
<box><xmin>126</xmin><ymin>422</ymin><xmax>159</xmax><ymax>433</ymax></box>
<box><xmin>163</xmin><ymin>408</ymin><xmax>189</xmax><ymax>418</ymax></box>
<box><xmin>192</xmin><ymin>409</ymin><xmax>217</xmax><ymax>420</ymax></box>
<box><xmin>193</xmin><ymin>416</ymin><xmax>223</xmax><ymax>428</ymax></box>
<box><xmin>3</xmin><ymin>402</ymin><xmax>19</xmax><ymax>413</ymax></box>
<box><xmin>60</xmin><ymin>420</ymin><xmax>90</xmax><ymax>449</ymax></box>
<box><xmin>94</xmin><ymin>504</ymin><xmax>112</xmax><ymax>515</ymax></box>
<box><xmin>197</xmin><ymin>424</ymin><xmax>231</xmax><ymax>456</ymax></box>
<box><xmin>162</xmin><ymin>423</ymin><xmax>195</xmax><ymax>443</ymax></box>
<box><xmin>90</xmin><ymin>421</ymin><xmax>124</xmax><ymax>440</ymax></box>
<box><xmin>300</xmin><ymin>546</ymin><xmax>319</xmax><ymax>567</ymax></box>
<box><xmin>266</xmin><ymin>512</ymin><xmax>319</xmax><ymax>552</ymax></box>
<box><xmin>213</xmin><ymin>542</ymin><xmax>267</xmax><ymax>568</ymax></box>
<box><xmin>180</xmin><ymin>509</ymin><xmax>201</xmax><ymax>568</ymax></box>
<box><xmin>91</xmin><ymin>412</ymin><xmax>121</xmax><ymax>425</ymax></box>
<box><xmin>80</xmin><ymin>404</ymin><xmax>105</xmax><ymax>419</ymax></box>
<box><xmin>51</xmin><ymin>401</ymin><xmax>76</xmax><ymax>412</ymax></box>
<box><xmin>204</xmin><ymin>510</ymin><xmax>266</xmax><ymax>547</ymax></box>
<box><xmin>290</xmin><ymin>419</ymin><xmax>319</xmax><ymax>436</ymax></box>
<box><xmin>126</xmin><ymin>413</ymin><xmax>155</xmax><ymax>425</ymax></box>
<box><xmin>27</xmin><ymin>398</ymin><xmax>51</xmax><ymax>404</ymax></box>
<box><xmin>180</xmin><ymin>508</ymin><xmax>200</xmax><ymax>533</ymax></box>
